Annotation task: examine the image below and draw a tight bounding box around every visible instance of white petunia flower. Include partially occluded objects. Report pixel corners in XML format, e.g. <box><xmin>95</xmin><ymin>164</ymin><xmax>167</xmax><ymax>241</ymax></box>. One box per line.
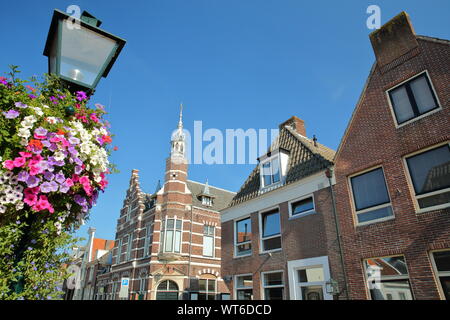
<box><xmin>33</xmin><ymin>107</ymin><xmax>43</xmax><ymax>116</ymax></box>
<box><xmin>54</xmin><ymin>151</ymin><xmax>66</xmax><ymax>161</ymax></box>
<box><xmin>17</xmin><ymin>128</ymin><xmax>31</xmax><ymax>139</ymax></box>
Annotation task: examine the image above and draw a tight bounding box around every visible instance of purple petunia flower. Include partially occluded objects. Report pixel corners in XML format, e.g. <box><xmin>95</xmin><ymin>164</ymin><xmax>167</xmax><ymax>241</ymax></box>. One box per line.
<box><xmin>74</xmin><ymin>194</ymin><xmax>87</xmax><ymax>206</ymax></box>
<box><xmin>76</xmin><ymin>91</ymin><xmax>87</xmax><ymax>101</ymax></box>
<box><xmin>3</xmin><ymin>109</ymin><xmax>20</xmax><ymax>119</ymax></box>
<box><xmin>40</xmin><ymin>181</ymin><xmax>59</xmax><ymax>193</ymax></box>
<box><xmin>34</xmin><ymin>127</ymin><xmax>48</xmax><ymax>137</ymax></box>
<box><xmin>59</xmin><ymin>184</ymin><xmax>70</xmax><ymax>193</ymax></box>
<box><xmin>29</xmin><ymin>94</ymin><xmax>36</xmax><ymax>99</ymax></box>
<box><xmin>68</xmin><ymin>146</ymin><xmax>78</xmax><ymax>156</ymax></box>
<box><xmin>38</xmin><ymin>160</ymin><xmax>49</xmax><ymax>171</ymax></box>
<box><xmin>68</xmin><ymin>137</ymin><xmax>80</xmax><ymax>145</ymax></box>
<box><xmin>50</xmin><ymin>181</ymin><xmax>59</xmax><ymax>191</ymax></box>
<box><xmin>15</xmin><ymin>102</ymin><xmax>28</xmax><ymax>108</ymax></box>
<box><xmin>26</xmin><ymin>176</ymin><xmax>41</xmax><ymax>188</ymax></box>
<box><xmin>55</xmin><ymin>171</ymin><xmax>65</xmax><ymax>184</ymax></box>
<box><xmin>40</xmin><ymin>182</ymin><xmax>53</xmax><ymax>193</ymax></box>
<box><xmin>74</xmin><ymin>157</ymin><xmax>83</xmax><ymax>166</ymax></box>
<box><xmin>48</xmin><ymin>143</ymin><xmax>58</xmax><ymax>152</ymax></box>
<box><xmin>74</xmin><ymin>165</ymin><xmax>83</xmax><ymax>175</ymax></box>
<box><xmin>43</xmin><ymin>171</ymin><xmax>55</xmax><ymax>181</ymax></box>
<box><xmin>17</xmin><ymin>171</ymin><xmax>29</xmax><ymax>182</ymax></box>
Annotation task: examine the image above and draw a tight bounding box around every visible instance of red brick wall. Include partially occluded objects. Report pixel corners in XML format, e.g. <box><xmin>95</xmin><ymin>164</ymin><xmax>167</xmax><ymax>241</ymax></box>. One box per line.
<box><xmin>334</xmin><ymin>38</ymin><xmax>450</xmax><ymax>300</ymax></box>
<box><xmin>221</xmin><ymin>186</ymin><xmax>346</xmax><ymax>299</ymax></box>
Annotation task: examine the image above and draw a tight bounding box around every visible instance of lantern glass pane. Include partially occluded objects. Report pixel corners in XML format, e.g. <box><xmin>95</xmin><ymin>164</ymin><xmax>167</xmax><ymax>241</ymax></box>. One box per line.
<box><xmin>60</xmin><ymin>19</ymin><xmax>117</xmax><ymax>86</ymax></box>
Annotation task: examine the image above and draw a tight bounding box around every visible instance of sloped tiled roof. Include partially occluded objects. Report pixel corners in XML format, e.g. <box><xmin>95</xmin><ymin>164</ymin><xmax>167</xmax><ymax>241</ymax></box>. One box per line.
<box><xmin>142</xmin><ymin>181</ymin><xmax>235</xmax><ymax>212</ymax></box>
<box><xmin>229</xmin><ymin>125</ymin><xmax>335</xmax><ymax>207</ymax></box>
<box><xmin>187</xmin><ymin>180</ymin><xmax>236</xmax><ymax>211</ymax></box>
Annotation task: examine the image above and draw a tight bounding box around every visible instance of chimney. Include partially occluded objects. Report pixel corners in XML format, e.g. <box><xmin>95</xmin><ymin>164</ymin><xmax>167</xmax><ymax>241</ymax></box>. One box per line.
<box><xmin>369</xmin><ymin>11</ymin><xmax>418</xmax><ymax>68</ymax></box>
<box><xmin>279</xmin><ymin>116</ymin><xmax>306</xmax><ymax>136</ymax></box>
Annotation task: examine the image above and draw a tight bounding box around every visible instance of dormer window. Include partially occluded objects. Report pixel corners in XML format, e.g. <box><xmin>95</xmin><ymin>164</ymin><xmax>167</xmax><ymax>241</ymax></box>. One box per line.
<box><xmin>262</xmin><ymin>157</ymin><xmax>280</xmax><ymax>187</ymax></box>
<box><xmin>202</xmin><ymin>196</ymin><xmax>212</xmax><ymax>206</ymax></box>
<box><xmin>259</xmin><ymin>150</ymin><xmax>289</xmax><ymax>189</ymax></box>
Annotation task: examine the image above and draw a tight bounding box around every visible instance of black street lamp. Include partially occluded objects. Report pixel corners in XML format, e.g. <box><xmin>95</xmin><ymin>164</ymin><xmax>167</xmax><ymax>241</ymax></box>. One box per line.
<box><xmin>43</xmin><ymin>9</ymin><xmax>126</xmax><ymax>95</ymax></box>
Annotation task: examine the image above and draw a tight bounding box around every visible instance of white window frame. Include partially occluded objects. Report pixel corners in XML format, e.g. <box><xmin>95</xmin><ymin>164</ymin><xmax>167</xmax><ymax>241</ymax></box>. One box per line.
<box><xmin>202</xmin><ymin>196</ymin><xmax>212</xmax><ymax>206</ymax></box>
<box><xmin>362</xmin><ymin>254</ymin><xmax>413</xmax><ymax>300</ymax></box>
<box><xmin>348</xmin><ymin>165</ymin><xmax>395</xmax><ymax>227</ymax></box>
<box><xmin>126</xmin><ymin>205</ymin><xmax>132</xmax><ymax>222</ymax></box>
<box><xmin>402</xmin><ymin>142</ymin><xmax>450</xmax><ymax>214</ymax></box>
<box><xmin>260</xmin><ymin>155</ymin><xmax>282</xmax><ymax>188</ymax></box>
<box><xmin>198</xmin><ymin>278</ymin><xmax>217</xmax><ymax>300</ymax></box>
<box><xmin>259</xmin><ymin>206</ymin><xmax>282</xmax><ymax>254</ymax></box>
<box><xmin>234</xmin><ymin>273</ymin><xmax>253</xmax><ymax>300</ymax></box>
<box><xmin>203</xmin><ymin>225</ymin><xmax>215</xmax><ymax>257</ymax></box>
<box><xmin>429</xmin><ymin>249</ymin><xmax>450</xmax><ymax>300</ymax></box>
<box><xmin>234</xmin><ymin>216</ymin><xmax>252</xmax><ymax>258</ymax></box>
<box><xmin>261</xmin><ymin>270</ymin><xmax>285</xmax><ymax>300</ymax></box>
<box><xmin>143</xmin><ymin>224</ymin><xmax>153</xmax><ymax>257</ymax></box>
<box><xmin>127</xmin><ymin>233</ymin><xmax>134</xmax><ymax>260</ymax></box>
<box><xmin>288</xmin><ymin>194</ymin><xmax>316</xmax><ymax>219</ymax></box>
<box><xmin>386</xmin><ymin>70</ymin><xmax>442</xmax><ymax>128</ymax></box>
<box><xmin>139</xmin><ymin>276</ymin><xmax>147</xmax><ymax>294</ymax></box>
<box><xmin>161</xmin><ymin>217</ymin><xmax>182</xmax><ymax>254</ymax></box>
<box><xmin>287</xmin><ymin>256</ymin><xmax>333</xmax><ymax>300</ymax></box>
<box><xmin>116</xmin><ymin>238</ymin><xmax>123</xmax><ymax>263</ymax></box>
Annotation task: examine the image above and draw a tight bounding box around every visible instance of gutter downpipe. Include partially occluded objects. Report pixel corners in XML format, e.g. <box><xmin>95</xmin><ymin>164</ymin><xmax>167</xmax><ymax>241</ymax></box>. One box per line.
<box><xmin>326</xmin><ymin>167</ymin><xmax>349</xmax><ymax>300</ymax></box>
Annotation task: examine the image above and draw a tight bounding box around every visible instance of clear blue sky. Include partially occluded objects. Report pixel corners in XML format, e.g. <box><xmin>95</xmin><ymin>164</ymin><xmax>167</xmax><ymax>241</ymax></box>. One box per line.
<box><xmin>1</xmin><ymin>0</ymin><xmax>449</xmax><ymax>241</ymax></box>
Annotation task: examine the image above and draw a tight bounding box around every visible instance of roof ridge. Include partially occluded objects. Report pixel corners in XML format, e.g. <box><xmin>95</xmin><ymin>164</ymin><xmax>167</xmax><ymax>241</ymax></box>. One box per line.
<box><xmin>416</xmin><ymin>35</ymin><xmax>450</xmax><ymax>45</ymax></box>
<box><xmin>283</xmin><ymin>126</ymin><xmax>335</xmax><ymax>162</ymax></box>
<box><xmin>187</xmin><ymin>179</ymin><xmax>236</xmax><ymax>194</ymax></box>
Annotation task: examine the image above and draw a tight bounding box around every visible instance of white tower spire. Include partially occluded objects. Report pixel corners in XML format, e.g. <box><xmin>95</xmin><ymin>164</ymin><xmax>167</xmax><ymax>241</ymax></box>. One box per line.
<box><xmin>171</xmin><ymin>103</ymin><xmax>186</xmax><ymax>159</ymax></box>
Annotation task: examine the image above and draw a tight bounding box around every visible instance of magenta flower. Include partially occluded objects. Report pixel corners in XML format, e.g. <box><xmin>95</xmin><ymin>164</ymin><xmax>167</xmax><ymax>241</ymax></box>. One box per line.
<box><xmin>3</xmin><ymin>109</ymin><xmax>20</xmax><ymax>119</ymax></box>
<box><xmin>24</xmin><ymin>193</ymin><xmax>38</xmax><ymax>206</ymax></box>
<box><xmin>13</xmin><ymin>157</ymin><xmax>26</xmax><ymax>168</ymax></box>
<box><xmin>3</xmin><ymin>160</ymin><xmax>14</xmax><ymax>170</ymax></box>
<box><xmin>76</xmin><ymin>91</ymin><xmax>88</xmax><ymax>101</ymax></box>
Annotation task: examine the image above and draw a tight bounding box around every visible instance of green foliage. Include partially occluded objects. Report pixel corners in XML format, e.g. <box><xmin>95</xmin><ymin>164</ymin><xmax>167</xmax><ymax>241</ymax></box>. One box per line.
<box><xmin>0</xmin><ymin>66</ymin><xmax>114</xmax><ymax>300</ymax></box>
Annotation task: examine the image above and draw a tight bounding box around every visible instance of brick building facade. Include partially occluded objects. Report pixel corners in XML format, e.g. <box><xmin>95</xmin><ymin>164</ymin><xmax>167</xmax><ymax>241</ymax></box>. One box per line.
<box><xmin>221</xmin><ymin>116</ymin><xmax>347</xmax><ymax>300</ymax></box>
<box><xmin>97</xmin><ymin>107</ymin><xmax>235</xmax><ymax>300</ymax></box>
<box><xmin>334</xmin><ymin>12</ymin><xmax>450</xmax><ymax>300</ymax></box>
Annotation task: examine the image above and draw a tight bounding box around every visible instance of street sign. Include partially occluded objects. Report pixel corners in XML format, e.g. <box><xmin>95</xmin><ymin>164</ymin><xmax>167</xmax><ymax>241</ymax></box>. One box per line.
<box><xmin>119</xmin><ymin>277</ymin><xmax>129</xmax><ymax>299</ymax></box>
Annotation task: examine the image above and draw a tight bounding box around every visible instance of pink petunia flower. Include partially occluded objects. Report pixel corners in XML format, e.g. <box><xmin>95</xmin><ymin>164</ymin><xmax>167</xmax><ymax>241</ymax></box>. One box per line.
<box><xmin>13</xmin><ymin>157</ymin><xmax>26</xmax><ymax>168</ymax></box>
<box><xmin>2</xmin><ymin>160</ymin><xmax>15</xmax><ymax>170</ymax></box>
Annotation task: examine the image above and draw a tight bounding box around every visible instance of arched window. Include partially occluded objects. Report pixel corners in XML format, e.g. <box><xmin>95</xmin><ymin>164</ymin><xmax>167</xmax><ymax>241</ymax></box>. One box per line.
<box><xmin>156</xmin><ymin>280</ymin><xmax>179</xmax><ymax>300</ymax></box>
